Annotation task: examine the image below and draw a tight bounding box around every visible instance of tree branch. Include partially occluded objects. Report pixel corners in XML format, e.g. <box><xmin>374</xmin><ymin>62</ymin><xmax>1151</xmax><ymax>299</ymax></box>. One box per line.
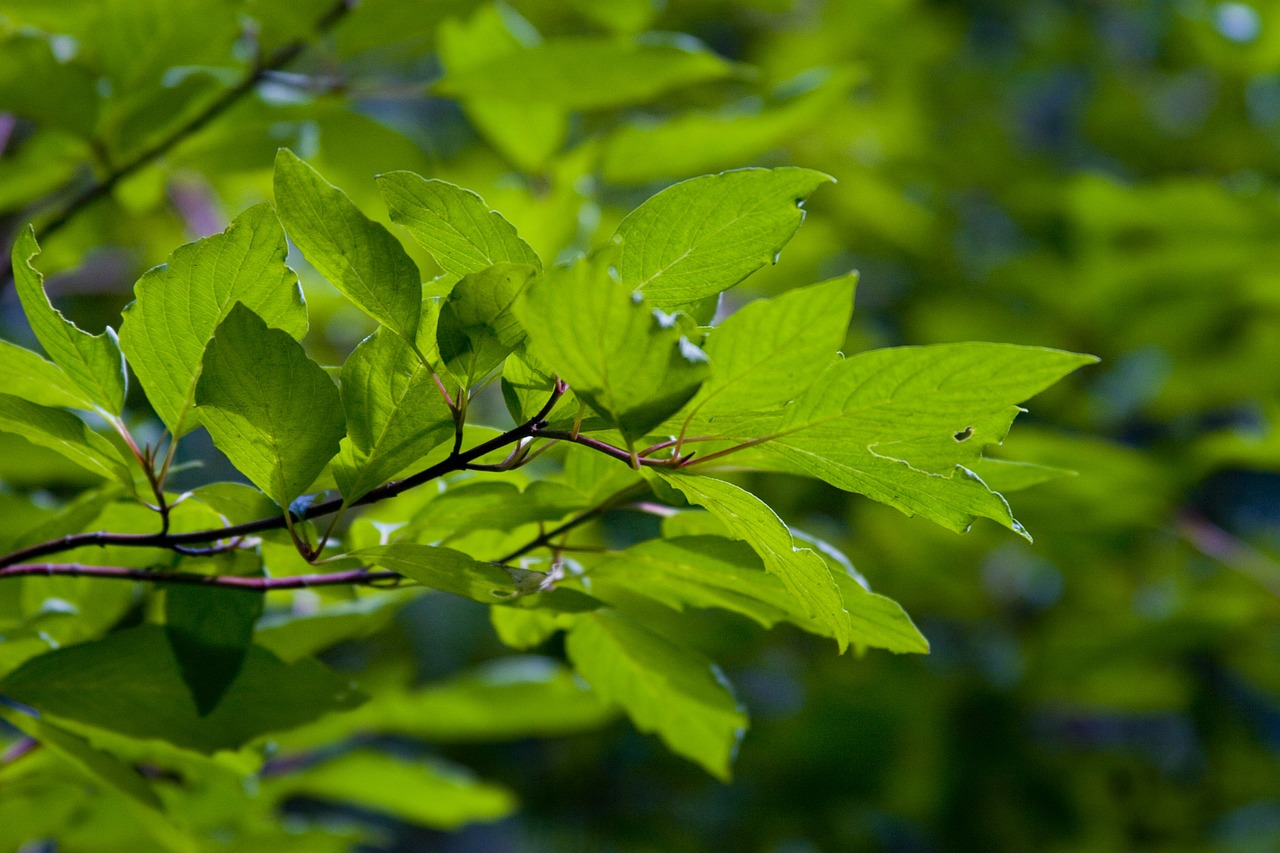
<box><xmin>0</xmin><ymin>0</ymin><xmax>354</xmax><ymax>293</ymax></box>
<box><xmin>0</xmin><ymin>383</ymin><xmax>566</xmax><ymax>569</ymax></box>
<box><xmin>0</xmin><ymin>563</ymin><xmax>402</xmax><ymax>591</ymax></box>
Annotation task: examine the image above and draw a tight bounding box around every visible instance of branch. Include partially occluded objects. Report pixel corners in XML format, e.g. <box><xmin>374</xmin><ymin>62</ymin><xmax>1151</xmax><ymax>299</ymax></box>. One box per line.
<box><xmin>534</xmin><ymin>430</ymin><xmax>682</xmax><ymax>469</ymax></box>
<box><xmin>0</xmin><ymin>563</ymin><xmax>402</xmax><ymax>591</ymax></box>
<box><xmin>0</xmin><ymin>383</ymin><xmax>566</xmax><ymax>569</ymax></box>
<box><xmin>0</xmin><ymin>0</ymin><xmax>354</xmax><ymax>293</ymax></box>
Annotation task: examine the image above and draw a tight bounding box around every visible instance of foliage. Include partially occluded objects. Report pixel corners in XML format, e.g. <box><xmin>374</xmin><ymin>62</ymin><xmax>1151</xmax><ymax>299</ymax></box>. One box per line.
<box><xmin>1</xmin><ymin>0</ymin><xmax>1276</xmax><ymax>851</ymax></box>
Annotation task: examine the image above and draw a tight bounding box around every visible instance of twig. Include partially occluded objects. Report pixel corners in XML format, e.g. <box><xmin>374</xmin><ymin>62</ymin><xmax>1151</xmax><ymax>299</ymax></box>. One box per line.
<box><xmin>497</xmin><ymin>482</ymin><xmax>650</xmax><ymax>564</ymax></box>
<box><xmin>0</xmin><ymin>563</ymin><xmax>401</xmax><ymax>591</ymax></box>
<box><xmin>0</xmin><ymin>383</ymin><xmax>566</xmax><ymax>569</ymax></box>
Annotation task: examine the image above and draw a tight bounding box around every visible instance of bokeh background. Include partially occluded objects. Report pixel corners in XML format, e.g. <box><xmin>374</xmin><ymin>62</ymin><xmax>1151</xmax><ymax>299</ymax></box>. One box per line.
<box><xmin>4</xmin><ymin>0</ymin><xmax>1280</xmax><ymax>850</ymax></box>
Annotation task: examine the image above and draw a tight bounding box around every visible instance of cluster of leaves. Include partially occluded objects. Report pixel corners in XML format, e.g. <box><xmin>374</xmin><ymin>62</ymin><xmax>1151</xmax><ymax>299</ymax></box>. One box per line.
<box><xmin>0</xmin><ymin>127</ymin><xmax>1091</xmax><ymax>847</ymax></box>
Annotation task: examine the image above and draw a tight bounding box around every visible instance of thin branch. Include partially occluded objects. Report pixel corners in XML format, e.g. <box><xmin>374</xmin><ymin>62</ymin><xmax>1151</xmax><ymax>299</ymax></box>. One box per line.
<box><xmin>0</xmin><ymin>563</ymin><xmax>402</xmax><ymax>591</ymax></box>
<box><xmin>534</xmin><ymin>430</ymin><xmax>681</xmax><ymax>469</ymax></box>
<box><xmin>497</xmin><ymin>481</ymin><xmax>650</xmax><ymax>564</ymax></box>
<box><xmin>0</xmin><ymin>383</ymin><xmax>566</xmax><ymax>569</ymax></box>
<box><xmin>0</xmin><ymin>0</ymin><xmax>354</xmax><ymax>293</ymax></box>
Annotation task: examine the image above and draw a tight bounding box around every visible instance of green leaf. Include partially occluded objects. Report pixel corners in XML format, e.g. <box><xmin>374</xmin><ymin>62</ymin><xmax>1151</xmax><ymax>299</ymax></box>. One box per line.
<box><xmin>0</xmin><ymin>394</ymin><xmax>133</xmax><ymax>486</ymax></box>
<box><xmin>436</xmin><ymin>6</ymin><xmax>566</xmax><ymax>170</ymax></box>
<box><xmin>687</xmin><ymin>274</ymin><xmax>856</xmax><ymax>426</ymax></box>
<box><xmin>11</xmin><ymin>227</ymin><xmax>127</xmax><ymax>414</ymax></box>
<box><xmin>433</xmin><ymin>35</ymin><xmax>738</xmax><ymax>110</ymax></box>
<box><xmin>273</xmin><ymin>149</ymin><xmax>421</xmax><ymax>342</ymax></box>
<box><xmin>515</xmin><ymin>253</ymin><xmax>709</xmax><ymax>442</ymax></box>
<box><xmin>0</xmin><ymin>625</ymin><xmax>364</xmax><ymax>754</ymax></box>
<box><xmin>437</xmin><ymin>262</ymin><xmax>539</xmax><ymax>385</ymax></box>
<box><xmin>378</xmin><ymin>171</ymin><xmax>542</xmax><ymax>280</ymax></box>
<box><xmin>332</xmin><ymin>656</ymin><xmax>616</xmax><ymax>741</ymax></box>
<box><xmin>165</xmin><ymin>580</ymin><xmax>264</xmax><ymax>716</ymax></box>
<box><xmin>353</xmin><ymin>543</ymin><xmax>548</xmax><ymax>603</ymax></box>
<box><xmin>654</xmin><ymin>472</ymin><xmax>852</xmax><ymax>650</ymax></box>
<box><xmin>195</xmin><ymin>303</ymin><xmax>344</xmax><ymax>509</ymax></box>
<box><xmin>763</xmin><ymin>343</ymin><xmax>1098</xmax><ymax>536</ymax></box>
<box><xmin>401</xmin><ymin>481</ymin><xmax>584</xmax><ymax>542</ymax></box>
<box><xmin>333</xmin><ymin>328</ymin><xmax>454</xmax><ymax>503</ymax></box>
<box><xmin>566</xmin><ymin>609</ymin><xmax>746</xmax><ymax>780</ymax></box>
<box><xmin>266</xmin><ymin>750</ymin><xmax>515</xmax><ymax>830</ymax></box>
<box><xmin>613</xmin><ymin>168</ymin><xmax>835</xmax><ymax>310</ymax></box>
<box><xmin>0</xmin><ymin>339</ymin><xmax>96</xmax><ymax>409</ymax></box>
<box><xmin>255</xmin><ymin>590</ymin><xmax>417</xmax><ymax>662</ymax></box>
<box><xmin>119</xmin><ymin>204</ymin><xmax>308</xmax><ymax>437</ymax></box>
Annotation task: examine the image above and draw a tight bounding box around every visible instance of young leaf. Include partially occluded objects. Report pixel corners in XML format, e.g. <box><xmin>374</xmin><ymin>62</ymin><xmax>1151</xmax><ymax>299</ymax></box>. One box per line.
<box><xmin>353</xmin><ymin>543</ymin><xmax>546</xmax><ymax>603</ymax></box>
<box><xmin>119</xmin><ymin>203</ymin><xmax>307</xmax><ymax>437</ymax></box>
<box><xmin>333</xmin><ymin>327</ymin><xmax>454</xmax><ymax>503</ymax></box>
<box><xmin>432</xmin><ymin>35</ymin><xmax>738</xmax><ymax>110</ymax></box>
<box><xmin>565</xmin><ymin>609</ymin><xmax>746</xmax><ymax>780</ymax></box>
<box><xmin>654</xmin><ymin>471</ymin><xmax>852</xmax><ymax>650</ymax></box>
<box><xmin>0</xmin><ymin>625</ymin><xmax>364</xmax><ymax>754</ymax></box>
<box><xmin>0</xmin><ymin>339</ymin><xmax>96</xmax><ymax>409</ymax></box>
<box><xmin>613</xmin><ymin>168</ymin><xmax>835</xmax><ymax>310</ymax></box>
<box><xmin>165</xmin><ymin>579</ymin><xmax>265</xmax><ymax>717</ymax></box>
<box><xmin>437</xmin><ymin>262</ymin><xmax>538</xmax><ymax>386</ymax></box>
<box><xmin>195</xmin><ymin>304</ymin><xmax>344</xmax><ymax>509</ymax></box>
<box><xmin>273</xmin><ymin>149</ymin><xmax>421</xmax><ymax>342</ymax></box>
<box><xmin>378</xmin><ymin>172</ymin><xmax>542</xmax><ymax>279</ymax></box>
<box><xmin>686</xmin><ymin>274</ymin><xmax>856</xmax><ymax>426</ymax></box>
<box><xmin>11</xmin><ymin>227</ymin><xmax>127</xmax><ymax>414</ymax></box>
<box><xmin>515</xmin><ymin>253</ymin><xmax>708</xmax><ymax>442</ymax></box>
<box><xmin>763</xmin><ymin>343</ymin><xmax>1098</xmax><ymax>535</ymax></box>
<box><xmin>0</xmin><ymin>394</ymin><xmax>133</xmax><ymax>486</ymax></box>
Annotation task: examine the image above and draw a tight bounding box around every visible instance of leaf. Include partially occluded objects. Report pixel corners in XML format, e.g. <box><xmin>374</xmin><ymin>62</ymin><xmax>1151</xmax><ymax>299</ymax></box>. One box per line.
<box><xmin>436</xmin><ymin>262</ymin><xmax>539</xmax><ymax>385</ymax></box>
<box><xmin>11</xmin><ymin>227</ymin><xmax>127</xmax><ymax>414</ymax></box>
<box><xmin>273</xmin><ymin>149</ymin><xmax>421</xmax><ymax>342</ymax></box>
<box><xmin>654</xmin><ymin>472</ymin><xmax>852</xmax><ymax>650</ymax></box>
<box><xmin>195</xmin><ymin>303</ymin><xmax>345</xmax><ymax>509</ymax></box>
<box><xmin>379</xmin><ymin>171</ymin><xmax>542</xmax><ymax>280</ymax></box>
<box><xmin>255</xmin><ymin>590</ymin><xmax>418</xmax><ymax>662</ymax></box>
<box><xmin>436</xmin><ymin>6</ymin><xmax>566</xmax><ymax>170</ymax></box>
<box><xmin>0</xmin><ymin>625</ymin><xmax>364</xmax><ymax>754</ymax></box>
<box><xmin>165</xmin><ymin>580</ymin><xmax>264</xmax><ymax>716</ymax></box>
<box><xmin>0</xmin><ymin>339</ymin><xmax>96</xmax><ymax>409</ymax></box>
<box><xmin>687</xmin><ymin>274</ymin><xmax>856</xmax><ymax>426</ymax></box>
<box><xmin>566</xmin><ymin>610</ymin><xmax>746</xmax><ymax>780</ymax></box>
<box><xmin>432</xmin><ymin>35</ymin><xmax>738</xmax><ymax>110</ymax></box>
<box><xmin>119</xmin><ymin>203</ymin><xmax>308</xmax><ymax>437</ymax></box>
<box><xmin>332</xmin><ymin>656</ymin><xmax>616</xmax><ymax>741</ymax></box>
<box><xmin>515</xmin><ymin>252</ymin><xmax>709</xmax><ymax>442</ymax></box>
<box><xmin>0</xmin><ymin>394</ymin><xmax>133</xmax><ymax>486</ymax></box>
<box><xmin>613</xmin><ymin>168</ymin><xmax>835</xmax><ymax>310</ymax></box>
<box><xmin>266</xmin><ymin>750</ymin><xmax>515</xmax><ymax>830</ymax></box>
<box><xmin>353</xmin><ymin>543</ymin><xmax>547</xmax><ymax>603</ymax></box>
<box><xmin>763</xmin><ymin>343</ymin><xmax>1098</xmax><ymax>536</ymax></box>
<box><xmin>332</xmin><ymin>327</ymin><xmax>454</xmax><ymax>503</ymax></box>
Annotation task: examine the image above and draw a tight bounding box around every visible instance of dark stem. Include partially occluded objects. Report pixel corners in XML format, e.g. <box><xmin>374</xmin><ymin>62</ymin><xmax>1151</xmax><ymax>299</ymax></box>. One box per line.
<box><xmin>0</xmin><ymin>563</ymin><xmax>401</xmax><ymax>591</ymax></box>
<box><xmin>497</xmin><ymin>481</ymin><xmax>650</xmax><ymax>564</ymax></box>
<box><xmin>0</xmin><ymin>383</ymin><xmax>566</xmax><ymax>569</ymax></box>
<box><xmin>0</xmin><ymin>0</ymin><xmax>354</xmax><ymax>293</ymax></box>
<box><xmin>535</xmin><ymin>430</ymin><xmax>682</xmax><ymax>469</ymax></box>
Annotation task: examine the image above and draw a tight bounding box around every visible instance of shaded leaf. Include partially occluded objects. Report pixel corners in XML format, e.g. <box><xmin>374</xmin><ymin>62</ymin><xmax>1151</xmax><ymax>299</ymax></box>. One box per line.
<box><xmin>119</xmin><ymin>203</ymin><xmax>307</xmax><ymax>437</ymax></box>
<box><xmin>165</xmin><ymin>577</ymin><xmax>264</xmax><ymax>716</ymax></box>
<box><xmin>0</xmin><ymin>394</ymin><xmax>133</xmax><ymax>486</ymax></box>
<box><xmin>0</xmin><ymin>625</ymin><xmax>364</xmax><ymax>754</ymax></box>
<box><xmin>566</xmin><ymin>609</ymin><xmax>745</xmax><ymax>780</ymax></box>
<box><xmin>353</xmin><ymin>543</ymin><xmax>547</xmax><ymax>603</ymax></box>
<box><xmin>195</xmin><ymin>304</ymin><xmax>344</xmax><ymax>509</ymax></box>
<box><xmin>437</xmin><ymin>262</ymin><xmax>538</xmax><ymax>385</ymax></box>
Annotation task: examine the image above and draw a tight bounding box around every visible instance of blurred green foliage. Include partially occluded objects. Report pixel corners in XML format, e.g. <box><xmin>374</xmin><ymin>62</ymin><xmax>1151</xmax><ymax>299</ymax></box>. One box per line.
<box><xmin>3</xmin><ymin>0</ymin><xmax>1280</xmax><ymax>850</ymax></box>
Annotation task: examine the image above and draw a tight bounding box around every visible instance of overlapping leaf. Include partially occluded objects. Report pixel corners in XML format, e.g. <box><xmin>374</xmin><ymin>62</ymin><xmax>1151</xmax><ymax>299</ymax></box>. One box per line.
<box><xmin>119</xmin><ymin>204</ymin><xmax>307</xmax><ymax>437</ymax></box>
<box><xmin>436</xmin><ymin>262</ymin><xmax>538</xmax><ymax>386</ymax></box>
<box><xmin>273</xmin><ymin>149</ymin><xmax>421</xmax><ymax>342</ymax></box>
<box><xmin>565</xmin><ymin>609</ymin><xmax>746</xmax><ymax>780</ymax></box>
<box><xmin>195</xmin><ymin>304</ymin><xmax>344</xmax><ymax>509</ymax></box>
<box><xmin>333</xmin><ymin>327</ymin><xmax>454</xmax><ymax>503</ymax></box>
<box><xmin>515</xmin><ymin>253</ymin><xmax>708</xmax><ymax>442</ymax></box>
<box><xmin>0</xmin><ymin>394</ymin><xmax>133</xmax><ymax>486</ymax></box>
